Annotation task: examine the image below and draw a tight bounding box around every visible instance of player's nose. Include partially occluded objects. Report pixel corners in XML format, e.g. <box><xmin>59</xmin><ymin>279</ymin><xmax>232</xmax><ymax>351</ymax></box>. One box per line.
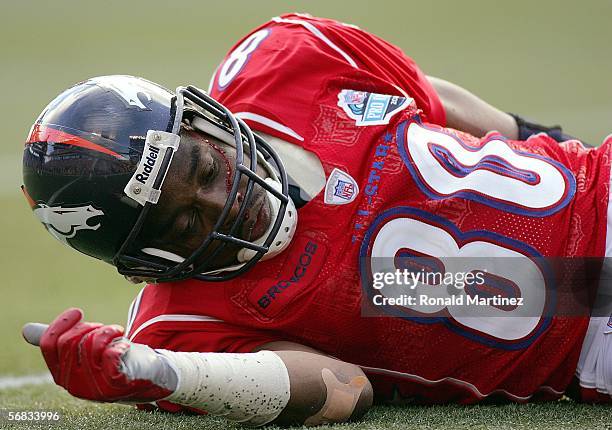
<box><xmin>194</xmin><ymin>187</ymin><xmax>243</xmax><ymax>229</ymax></box>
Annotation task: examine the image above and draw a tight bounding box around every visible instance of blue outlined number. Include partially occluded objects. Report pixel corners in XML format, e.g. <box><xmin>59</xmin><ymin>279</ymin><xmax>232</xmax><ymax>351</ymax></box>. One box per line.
<box><xmin>217</xmin><ymin>29</ymin><xmax>270</xmax><ymax>90</ymax></box>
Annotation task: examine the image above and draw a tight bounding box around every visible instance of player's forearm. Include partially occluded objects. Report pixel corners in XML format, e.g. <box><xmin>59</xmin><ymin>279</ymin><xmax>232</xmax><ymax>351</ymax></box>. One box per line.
<box><xmin>125</xmin><ymin>346</ymin><xmax>373</xmax><ymax>426</ymax></box>
<box><xmin>427</xmin><ymin>76</ymin><xmax>519</xmax><ymax>138</ymax></box>
<box><xmin>272</xmin><ymin>350</ymin><xmax>373</xmax><ymax>426</ymax></box>
<box><xmin>24</xmin><ymin>311</ymin><xmax>372</xmax><ymax>427</ymax></box>
<box><xmin>427</xmin><ymin>76</ymin><xmax>589</xmax><ymax>145</ymax></box>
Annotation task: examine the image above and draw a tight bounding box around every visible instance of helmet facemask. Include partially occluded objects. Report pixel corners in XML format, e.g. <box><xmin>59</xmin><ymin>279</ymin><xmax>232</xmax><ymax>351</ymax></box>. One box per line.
<box><xmin>114</xmin><ymin>85</ymin><xmax>297</xmax><ymax>282</ymax></box>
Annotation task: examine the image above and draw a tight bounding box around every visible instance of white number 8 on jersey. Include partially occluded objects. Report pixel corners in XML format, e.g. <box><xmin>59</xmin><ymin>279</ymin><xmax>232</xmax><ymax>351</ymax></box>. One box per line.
<box><xmin>217</xmin><ymin>29</ymin><xmax>270</xmax><ymax>90</ymax></box>
<box><xmin>398</xmin><ymin>122</ymin><xmax>576</xmax><ymax>217</ymax></box>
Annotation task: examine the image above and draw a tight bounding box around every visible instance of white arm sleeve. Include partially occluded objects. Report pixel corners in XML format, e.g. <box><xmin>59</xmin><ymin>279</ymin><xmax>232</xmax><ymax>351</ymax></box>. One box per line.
<box><xmin>157</xmin><ymin>349</ymin><xmax>291</xmax><ymax>427</ymax></box>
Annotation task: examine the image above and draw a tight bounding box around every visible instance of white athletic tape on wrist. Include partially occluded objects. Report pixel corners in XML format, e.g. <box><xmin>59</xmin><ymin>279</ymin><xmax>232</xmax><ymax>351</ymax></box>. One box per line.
<box><xmin>120</xmin><ymin>342</ymin><xmax>178</xmax><ymax>391</ymax></box>
<box><xmin>158</xmin><ymin>350</ymin><xmax>290</xmax><ymax>426</ymax></box>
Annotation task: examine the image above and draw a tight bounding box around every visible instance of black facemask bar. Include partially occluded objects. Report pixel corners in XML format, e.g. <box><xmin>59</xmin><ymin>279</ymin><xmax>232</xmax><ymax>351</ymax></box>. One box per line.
<box><xmin>112</xmin><ymin>85</ymin><xmax>290</xmax><ymax>282</ymax></box>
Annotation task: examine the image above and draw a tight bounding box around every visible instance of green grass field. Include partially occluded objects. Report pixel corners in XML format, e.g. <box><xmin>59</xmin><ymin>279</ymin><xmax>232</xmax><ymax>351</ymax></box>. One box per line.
<box><xmin>1</xmin><ymin>0</ymin><xmax>611</xmax><ymax>428</ymax></box>
<box><xmin>1</xmin><ymin>384</ymin><xmax>611</xmax><ymax>430</ymax></box>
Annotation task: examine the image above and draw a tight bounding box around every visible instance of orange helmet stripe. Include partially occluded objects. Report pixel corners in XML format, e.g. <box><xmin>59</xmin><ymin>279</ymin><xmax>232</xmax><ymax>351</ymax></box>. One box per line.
<box><xmin>26</xmin><ymin>124</ymin><xmax>124</xmax><ymax>159</ymax></box>
<box><xmin>21</xmin><ymin>185</ymin><xmax>36</xmax><ymax>208</ymax></box>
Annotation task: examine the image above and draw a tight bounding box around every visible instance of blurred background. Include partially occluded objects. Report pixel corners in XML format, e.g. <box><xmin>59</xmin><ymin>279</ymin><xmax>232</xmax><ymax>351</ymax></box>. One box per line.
<box><xmin>1</xmin><ymin>0</ymin><xmax>611</xmax><ymax>376</ymax></box>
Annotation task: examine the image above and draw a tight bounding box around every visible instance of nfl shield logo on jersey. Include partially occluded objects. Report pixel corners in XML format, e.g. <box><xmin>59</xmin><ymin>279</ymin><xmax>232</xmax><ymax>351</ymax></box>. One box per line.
<box><xmin>324</xmin><ymin>168</ymin><xmax>359</xmax><ymax>205</ymax></box>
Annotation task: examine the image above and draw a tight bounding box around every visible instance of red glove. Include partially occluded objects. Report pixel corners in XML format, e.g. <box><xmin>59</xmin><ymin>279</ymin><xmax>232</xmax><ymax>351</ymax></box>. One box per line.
<box><xmin>39</xmin><ymin>308</ymin><xmax>172</xmax><ymax>402</ymax></box>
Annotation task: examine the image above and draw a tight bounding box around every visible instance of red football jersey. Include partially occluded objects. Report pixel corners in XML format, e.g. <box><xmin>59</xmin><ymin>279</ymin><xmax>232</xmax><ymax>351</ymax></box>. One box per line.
<box><xmin>127</xmin><ymin>14</ymin><xmax>612</xmax><ymax>404</ymax></box>
<box><xmin>207</xmin><ymin>13</ymin><xmax>446</xmax><ymax>139</ymax></box>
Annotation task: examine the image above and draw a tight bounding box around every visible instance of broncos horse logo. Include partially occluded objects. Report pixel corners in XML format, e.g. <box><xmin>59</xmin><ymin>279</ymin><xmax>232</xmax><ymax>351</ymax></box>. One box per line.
<box><xmin>33</xmin><ymin>204</ymin><xmax>104</xmax><ymax>244</ymax></box>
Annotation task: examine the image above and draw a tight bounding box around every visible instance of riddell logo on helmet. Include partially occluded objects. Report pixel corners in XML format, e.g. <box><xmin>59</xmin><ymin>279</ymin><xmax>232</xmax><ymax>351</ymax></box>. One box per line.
<box><xmin>135</xmin><ymin>145</ymin><xmax>160</xmax><ymax>184</ymax></box>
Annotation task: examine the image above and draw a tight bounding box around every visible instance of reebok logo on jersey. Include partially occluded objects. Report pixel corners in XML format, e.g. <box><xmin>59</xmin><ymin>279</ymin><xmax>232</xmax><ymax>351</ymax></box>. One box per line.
<box><xmin>337</xmin><ymin>89</ymin><xmax>413</xmax><ymax>127</ymax></box>
<box><xmin>324</xmin><ymin>168</ymin><xmax>359</xmax><ymax>205</ymax></box>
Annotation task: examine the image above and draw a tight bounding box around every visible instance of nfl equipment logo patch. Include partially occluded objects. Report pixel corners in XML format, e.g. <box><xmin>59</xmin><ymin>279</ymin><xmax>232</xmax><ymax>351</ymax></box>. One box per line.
<box><xmin>337</xmin><ymin>89</ymin><xmax>413</xmax><ymax>127</ymax></box>
<box><xmin>324</xmin><ymin>168</ymin><xmax>359</xmax><ymax>205</ymax></box>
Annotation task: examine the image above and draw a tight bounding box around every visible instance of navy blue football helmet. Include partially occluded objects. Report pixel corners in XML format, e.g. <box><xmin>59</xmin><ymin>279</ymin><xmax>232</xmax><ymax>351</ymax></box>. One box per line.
<box><xmin>22</xmin><ymin>75</ymin><xmax>296</xmax><ymax>282</ymax></box>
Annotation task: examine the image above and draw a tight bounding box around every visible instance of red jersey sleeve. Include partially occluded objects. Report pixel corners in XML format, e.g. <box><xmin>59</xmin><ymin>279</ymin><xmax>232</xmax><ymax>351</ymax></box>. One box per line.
<box><xmin>130</xmin><ymin>320</ymin><xmax>279</xmax><ymax>353</ymax></box>
<box><xmin>209</xmin><ymin>13</ymin><xmax>445</xmax><ymax>143</ymax></box>
<box><xmin>126</xmin><ymin>285</ymin><xmax>281</xmax><ymax>353</ymax></box>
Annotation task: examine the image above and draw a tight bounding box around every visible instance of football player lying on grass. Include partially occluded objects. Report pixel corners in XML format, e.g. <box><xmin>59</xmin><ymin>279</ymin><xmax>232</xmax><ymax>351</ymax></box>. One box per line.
<box><xmin>21</xmin><ymin>13</ymin><xmax>612</xmax><ymax>427</ymax></box>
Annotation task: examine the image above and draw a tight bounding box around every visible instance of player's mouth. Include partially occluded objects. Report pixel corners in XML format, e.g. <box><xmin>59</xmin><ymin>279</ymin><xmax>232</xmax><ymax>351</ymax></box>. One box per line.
<box><xmin>241</xmin><ymin>188</ymin><xmax>271</xmax><ymax>242</ymax></box>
